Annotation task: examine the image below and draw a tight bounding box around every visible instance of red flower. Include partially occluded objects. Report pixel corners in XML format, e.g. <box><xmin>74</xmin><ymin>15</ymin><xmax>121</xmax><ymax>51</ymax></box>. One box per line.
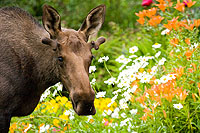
<box><xmin>142</xmin><ymin>0</ymin><xmax>153</xmax><ymax>6</ymax></box>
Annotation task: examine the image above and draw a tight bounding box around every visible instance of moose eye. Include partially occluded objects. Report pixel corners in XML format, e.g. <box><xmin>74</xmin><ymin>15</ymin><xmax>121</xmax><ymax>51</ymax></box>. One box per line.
<box><xmin>58</xmin><ymin>56</ymin><xmax>63</xmax><ymax>62</ymax></box>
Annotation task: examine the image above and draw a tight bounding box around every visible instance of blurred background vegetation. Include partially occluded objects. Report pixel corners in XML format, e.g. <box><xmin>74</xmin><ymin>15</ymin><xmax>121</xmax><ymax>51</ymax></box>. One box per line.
<box><xmin>1</xmin><ymin>0</ymin><xmax>199</xmax><ymax>94</ymax></box>
<box><xmin>0</xmin><ymin>0</ymin><xmax>145</xmax><ymax>94</ymax></box>
<box><xmin>0</xmin><ymin>0</ymin><xmax>144</xmax><ymax>30</ymax></box>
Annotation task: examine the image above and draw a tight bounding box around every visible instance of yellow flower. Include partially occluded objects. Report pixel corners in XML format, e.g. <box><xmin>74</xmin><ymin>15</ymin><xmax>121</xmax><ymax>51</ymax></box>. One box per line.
<box><xmin>55</xmin><ymin>96</ymin><xmax>62</xmax><ymax>101</ymax></box>
<box><xmin>50</xmin><ymin>99</ymin><xmax>56</xmax><ymax>104</ymax></box>
<box><xmin>59</xmin><ymin>114</ymin><xmax>69</xmax><ymax>121</ymax></box>
<box><xmin>53</xmin><ymin>119</ymin><xmax>60</xmax><ymax>127</ymax></box>
<box><xmin>41</xmin><ymin>109</ymin><xmax>46</xmax><ymax>113</ymax></box>
<box><xmin>35</xmin><ymin>104</ymin><xmax>41</xmax><ymax>111</ymax></box>
<box><xmin>64</xmin><ymin>102</ymin><xmax>72</xmax><ymax>108</ymax></box>
<box><xmin>30</xmin><ymin>115</ymin><xmax>34</xmax><ymax>119</ymax></box>
<box><xmin>60</xmin><ymin>97</ymin><xmax>68</xmax><ymax>103</ymax></box>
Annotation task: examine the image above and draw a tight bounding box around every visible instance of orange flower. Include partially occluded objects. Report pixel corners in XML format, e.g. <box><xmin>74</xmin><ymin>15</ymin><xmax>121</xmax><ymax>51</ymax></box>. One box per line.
<box><xmin>156</xmin><ymin>3</ymin><xmax>168</xmax><ymax>12</ymax></box>
<box><xmin>174</xmin><ymin>66</ymin><xmax>185</xmax><ymax>78</ymax></box>
<box><xmin>146</xmin><ymin>7</ymin><xmax>157</xmax><ymax>18</ymax></box>
<box><xmin>198</xmin><ymin>82</ymin><xmax>200</xmax><ymax>88</ymax></box>
<box><xmin>174</xmin><ymin>0</ymin><xmax>185</xmax><ymax>12</ymax></box>
<box><xmin>163</xmin><ymin>93</ymin><xmax>174</xmax><ymax>102</ymax></box>
<box><xmin>171</xmin><ymin>17</ymin><xmax>181</xmax><ymax>30</ymax></box>
<box><xmin>143</xmin><ymin>108</ymin><xmax>153</xmax><ymax>119</ymax></box>
<box><xmin>140</xmin><ymin>114</ymin><xmax>148</xmax><ymax>121</ymax></box>
<box><xmin>184</xmin><ymin>23</ymin><xmax>195</xmax><ymax>30</ymax></box>
<box><xmin>131</xmin><ymin>80</ymin><xmax>139</xmax><ymax>87</ymax></box>
<box><xmin>164</xmin><ymin>17</ymin><xmax>180</xmax><ymax>30</ymax></box>
<box><xmin>194</xmin><ymin>19</ymin><xmax>200</xmax><ymax>27</ymax></box>
<box><xmin>136</xmin><ymin>95</ymin><xmax>146</xmax><ymax>105</ymax></box>
<box><xmin>9</xmin><ymin>123</ymin><xmax>17</xmax><ymax>133</ymax></box>
<box><xmin>191</xmin><ymin>63</ymin><xmax>197</xmax><ymax>71</ymax></box>
<box><xmin>163</xmin><ymin>23</ymin><xmax>173</xmax><ymax>31</ymax></box>
<box><xmin>198</xmin><ymin>88</ymin><xmax>200</xmax><ymax>96</ymax></box>
<box><xmin>192</xmin><ymin>93</ymin><xmax>196</xmax><ymax>102</ymax></box>
<box><xmin>185</xmin><ymin>50</ymin><xmax>193</xmax><ymax>58</ymax></box>
<box><xmin>149</xmin><ymin>76</ymin><xmax>156</xmax><ymax>85</ymax></box>
<box><xmin>137</xmin><ymin>17</ymin><xmax>145</xmax><ymax>25</ymax></box>
<box><xmin>163</xmin><ymin>110</ymin><xmax>167</xmax><ymax>118</ymax></box>
<box><xmin>185</xmin><ymin>38</ymin><xmax>190</xmax><ymax>45</ymax></box>
<box><xmin>170</xmin><ymin>38</ymin><xmax>179</xmax><ymax>47</ymax></box>
<box><xmin>184</xmin><ymin>0</ymin><xmax>196</xmax><ymax>8</ymax></box>
<box><xmin>63</xmin><ymin>124</ymin><xmax>71</xmax><ymax>130</ymax></box>
<box><xmin>188</xmin><ymin>68</ymin><xmax>193</xmax><ymax>73</ymax></box>
<box><xmin>143</xmin><ymin>108</ymin><xmax>151</xmax><ymax>113</ymax></box>
<box><xmin>167</xmin><ymin>0</ymin><xmax>173</xmax><ymax>7</ymax></box>
<box><xmin>148</xmin><ymin>15</ymin><xmax>164</xmax><ymax>27</ymax></box>
<box><xmin>156</xmin><ymin>0</ymin><xmax>165</xmax><ymax>3</ymax></box>
<box><xmin>179</xmin><ymin>89</ymin><xmax>189</xmax><ymax>101</ymax></box>
<box><xmin>135</xmin><ymin>10</ymin><xmax>146</xmax><ymax>18</ymax></box>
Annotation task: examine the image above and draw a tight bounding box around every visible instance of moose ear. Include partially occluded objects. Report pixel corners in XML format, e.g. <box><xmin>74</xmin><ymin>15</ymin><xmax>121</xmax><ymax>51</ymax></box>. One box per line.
<box><xmin>42</xmin><ymin>5</ymin><xmax>61</xmax><ymax>39</ymax></box>
<box><xmin>79</xmin><ymin>5</ymin><xmax>106</xmax><ymax>41</ymax></box>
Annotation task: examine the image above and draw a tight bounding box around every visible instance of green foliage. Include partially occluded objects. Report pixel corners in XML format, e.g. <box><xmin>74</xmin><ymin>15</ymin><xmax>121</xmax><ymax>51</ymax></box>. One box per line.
<box><xmin>0</xmin><ymin>0</ymin><xmax>144</xmax><ymax>30</ymax></box>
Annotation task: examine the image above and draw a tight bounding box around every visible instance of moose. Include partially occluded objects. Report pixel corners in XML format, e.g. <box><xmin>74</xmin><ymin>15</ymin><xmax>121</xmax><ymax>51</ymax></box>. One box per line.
<box><xmin>0</xmin><ymin>4</ymin><xmax>106</xmax><ymax>132</ymax></box>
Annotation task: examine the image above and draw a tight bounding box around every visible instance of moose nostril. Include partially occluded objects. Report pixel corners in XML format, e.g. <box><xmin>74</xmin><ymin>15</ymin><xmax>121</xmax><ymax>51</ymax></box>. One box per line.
<box><xmin>89</xmin><ymin>106</ymin><xmax>93</xmax><ymax>112</ymax></box>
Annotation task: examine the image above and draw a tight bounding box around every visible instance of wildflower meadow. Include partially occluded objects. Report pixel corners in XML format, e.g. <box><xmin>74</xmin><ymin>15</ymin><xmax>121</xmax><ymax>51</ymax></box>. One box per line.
<box><xmin>8</xmin><ymin>0</ymin><xmax>200</xmax><ymax>132</ymax></box>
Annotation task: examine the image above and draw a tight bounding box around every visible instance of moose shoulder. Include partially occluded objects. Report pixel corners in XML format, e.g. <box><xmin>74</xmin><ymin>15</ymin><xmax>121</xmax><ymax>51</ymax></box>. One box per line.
<box><xmin>0</xmin><ymin>4</ymin><xmax>106</xmax><ymax>132</ymax></box>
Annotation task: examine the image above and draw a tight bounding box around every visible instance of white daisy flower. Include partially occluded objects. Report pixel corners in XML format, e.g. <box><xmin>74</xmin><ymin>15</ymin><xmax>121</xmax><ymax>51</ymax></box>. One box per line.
<box><xmin>155</xmin><ymin>51</ymin><xmax>161</xmax><ymax>58</ymax></box>
<box><xmin>173</xmin><ymin>103</ymin><xmax>183</xmax><ymax>110</ymax></box>
<box><xmin>160</xmin><ymin>75</ymin><xmax>170</xmax><ymax>83</ymax></box>
<box><xmin>90</xmin><ymin>78</ymin><xmax>96</xmax><ymax>85</ymax></box>
<box><xmin>104</xmin><ymin>77</ymin><xmax>116</xmax><ymax>85</ymax></box>
<box><xmin>96</xmin><ymin>91</ymin><xmax>106</xmax><ymax>98</ymax></box>
<box><xmin>129</xmin><ymin>46</ymin><xmax>139</xmax><ymax>54</ymax></box>
<box><xmin>39</xmin><ymin>124</ymin><xmax>50</xmax><ymax>133</ymax></box>
<box><xmin>130</xmin><ymin>109</ymin><xmax>138</xmax><ymax>115</ymax></box>
<box><xmin>158</xmin><ymin>57</ymin><xmax>166</xmax><ymax>65</ymax></box>
<box><xmin>152</xmin><ymin>43</ymin><xmax>161</xmax><ymax>48</ymax></box>
<box><xmin>140</xmin><ymin>74</ymin><xmax>152</xmax><ymax>83</ymax></box>
<box><xmin>98</xmin><ymin>56</ymin><xmax>109</xmax><ymax>63</ymax></box>
<box><xmin>161</xmin><ymin>29</ymin><xmax>170</xmax><ymax>35</ymax></box>
<box><xmin>167</xmin><ymin>74</ymin><xmax>176</xmax><ymax>80</ymax></box>
<box><xmin>89</xmin><ymin>66</ymin><xmax>96</xmax><ymax>73</ymax></box>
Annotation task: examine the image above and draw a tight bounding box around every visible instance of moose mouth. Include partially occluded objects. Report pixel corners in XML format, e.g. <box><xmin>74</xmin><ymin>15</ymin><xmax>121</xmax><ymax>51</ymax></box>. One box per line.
<box><xmin>71</xmin><ymin>99</ymin><xmax>96</xmax><ymax>116</ymax></box>
<box><xmin>62</xmin><ymin>86</ymin><xmax>96</xmax><ymax>115</ymax></box>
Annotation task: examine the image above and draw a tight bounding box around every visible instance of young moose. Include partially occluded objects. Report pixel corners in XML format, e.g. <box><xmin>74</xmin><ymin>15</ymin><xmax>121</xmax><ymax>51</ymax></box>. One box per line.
<box><xmin>0</xmin><ymin>4</ymin><xmax>106</xmax><ymax>132</ymax></box>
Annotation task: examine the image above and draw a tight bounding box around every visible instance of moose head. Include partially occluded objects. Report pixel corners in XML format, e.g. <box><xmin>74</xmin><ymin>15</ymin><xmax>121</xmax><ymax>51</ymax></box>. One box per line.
<box><xmin>41</xmin><ymin>5</ymin><xmax>106</xmax><ymax>115</ymax></box>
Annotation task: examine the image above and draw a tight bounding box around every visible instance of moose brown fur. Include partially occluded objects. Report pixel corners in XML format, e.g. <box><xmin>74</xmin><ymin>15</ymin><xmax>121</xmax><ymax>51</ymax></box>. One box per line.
<box><xmin>0</xmin><ymin>4</ymin><xmax>106</xmax><ymax>132</ymax></box>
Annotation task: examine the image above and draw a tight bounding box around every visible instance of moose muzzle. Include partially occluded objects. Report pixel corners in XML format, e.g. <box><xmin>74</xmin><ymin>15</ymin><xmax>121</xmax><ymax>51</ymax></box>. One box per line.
<box><xmin>71</xmin><ymin>90</ymin><xmax>96</xmax><ymax>115</ymax></box>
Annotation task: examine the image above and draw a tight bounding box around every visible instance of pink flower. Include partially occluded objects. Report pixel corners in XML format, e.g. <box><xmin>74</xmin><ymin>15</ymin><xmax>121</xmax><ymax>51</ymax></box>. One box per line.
<box><xmin>142</xmin><ymin>0</ymin><xmax>153</xmax><ymax>6</ymax></box>
<box><xmin>53</xmin><ymin>128</ymin><xmax>60</xmax><ymax>132</ymax></box>
<box><xmin>104</xmin><ymin>121</ymin><xmax>109</xmax><ymax>126</ymax></box>
<box><xmin>183</xmin><ymin>0</ymin><xmax>188</xmax><ymax>6</ymax></box>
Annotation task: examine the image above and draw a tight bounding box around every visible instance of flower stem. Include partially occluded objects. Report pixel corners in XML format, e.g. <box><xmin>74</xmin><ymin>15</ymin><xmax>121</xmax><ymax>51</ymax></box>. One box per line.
<box><xmin>104</xmin><ymin>61</ymin><xmax>113</xmax><ymax>77</ymax></box>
